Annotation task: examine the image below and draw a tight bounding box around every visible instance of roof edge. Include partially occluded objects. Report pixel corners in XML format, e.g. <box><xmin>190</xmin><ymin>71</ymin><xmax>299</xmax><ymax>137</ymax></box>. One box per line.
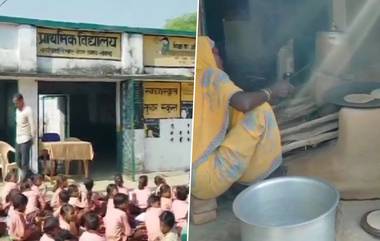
<box><xmin>0</xmin><ymin>15</ymin><xmax>196</xmax><ymax>37</ymax></box>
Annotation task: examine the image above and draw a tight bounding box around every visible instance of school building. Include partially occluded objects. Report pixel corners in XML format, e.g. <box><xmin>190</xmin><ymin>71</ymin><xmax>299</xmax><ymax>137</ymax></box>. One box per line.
<box><xmin>0</xmin><ymin>16</ymin><xmax>195</xmax><ymax>178</ymax></box>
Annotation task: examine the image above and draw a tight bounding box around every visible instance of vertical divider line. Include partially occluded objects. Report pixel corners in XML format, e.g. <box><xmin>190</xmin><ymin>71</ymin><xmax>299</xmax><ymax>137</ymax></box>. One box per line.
<box><xmin>187</xmin><ymin>0</ymin><xmax>202</xmax><ymax>239</ymax></box>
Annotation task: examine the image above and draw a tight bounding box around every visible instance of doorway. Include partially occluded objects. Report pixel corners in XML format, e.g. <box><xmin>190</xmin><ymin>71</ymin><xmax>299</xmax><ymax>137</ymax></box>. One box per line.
<box><xmin>38</xmin><ymin>81</ymin><xmax>117</xmax><ymax>176</ymax></box>
<box><xmin>0</xmin><ymin>80</ymin><xmax>18</xmax><ymax>147</ymax></box>
<box><xmin>39</xmin><ymin>95</ymin><xmax>70</xmax><ymax>140</ymax></box>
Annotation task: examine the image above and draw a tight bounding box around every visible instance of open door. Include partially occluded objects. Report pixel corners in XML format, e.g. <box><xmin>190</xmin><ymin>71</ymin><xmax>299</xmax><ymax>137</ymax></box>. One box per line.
<box><xmin>38</xmin><ymin>95</ymin><xmax>70</xmax><ymax>140</ymax></box>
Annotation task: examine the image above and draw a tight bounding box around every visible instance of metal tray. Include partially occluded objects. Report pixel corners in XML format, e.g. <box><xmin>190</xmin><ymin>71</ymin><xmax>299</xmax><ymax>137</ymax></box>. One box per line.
<box><xmin>326</xmin><ymin>82</ymin><xmax>380</xmax><ymax>108</ymax></box>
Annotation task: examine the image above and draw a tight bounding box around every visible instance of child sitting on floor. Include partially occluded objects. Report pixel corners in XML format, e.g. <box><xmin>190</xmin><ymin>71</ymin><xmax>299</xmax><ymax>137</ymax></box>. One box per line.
<box><xmin>131</xmin><ymin>175</ymin><xmax>151</xmax><ymax>212</ymax></box>
<box><xmin>54</xmin><ymin>229</ymin><xmax>78</xmax><ymax>241</ymax></box>
<box><xmin>67</xmin><ymin>184</ymin><xmax>85</xmax><ymax>209</ymax></box>
<box><xmin>5</xmin><ymin>189</ymin><xmax>21</xmax><ymax>220</ymax></box>
<box><xmin>105</xmin><ymin>184</ymin><xmax>118</xmax><ymax>216</ymax></box>
<box><xmin>159</xmin><ymin>185</ymin><xmax>172</xmax><ymax>211</ymax></box>
<box><xmin>40</xmin><ymin>216</ymin><xmax>61</xmax><ymax>241</ymax></box>
<box><xmin>104</xmin><ymin>193</ymin><xmax>131</xmax><ymax>241</ymax></box>
<box><xmin>31</xmin><ymin>174</ymin><xmax>47</xmax><ymax>199</ymax></box>
<box><xmin>51</xmin><ymin>175</ymin><xmax>68</xmax><ymax>209</ymax></box>
<box><xmin>80</xmin><ymin>178</ymin><xmax>94</xmax><ymax>208</ymax></box>
<box><xmin>153</xmin><ymin>176</ymin><xmax>166</xmax><ymax>196</ymax></box>
<box><xmin>2</xmin><ymin>171</ymin><xmax>18</xmax><ymax>205</ymax></box>
<box><xmin>59</xmin><ymin>204</ymin><xmax>79</xmax><ymax>237</ymax></box>
<box><xmin>54</xmin><ymin>190</ymin><xmax>70</xmax><ymax>217</ymax></box>
<box><xmin>157</xmin><ymin>211</ymin><xmax>179</xmax><ymax>241</ymax></box>
<box><xmin>114</xmin><ymin>174</ymin><xmax>128</xmax><ymax>195</ymax></box>
<box><xmin>79</xmin><ymin>212</ymin><xmax>106</xmax><ymax>241</ymax></box>
<box><xmin>171</xmin><ymin>186</ymin><xmax>188</xmax><ymax>231</ymax></box>
<box><xmin>8</xmin><ymin>193</ymin><xmax>40</xmax><ymax>241</ymax></box>
<box><xmin>20</xmin><ymin>181</ymin><xmax>45</xmax><ymax>217</ymax></box>
<box><xmin>145</xmin><ymin>194</ymin><xmax>163</xmax><ymax>241</ymax></box>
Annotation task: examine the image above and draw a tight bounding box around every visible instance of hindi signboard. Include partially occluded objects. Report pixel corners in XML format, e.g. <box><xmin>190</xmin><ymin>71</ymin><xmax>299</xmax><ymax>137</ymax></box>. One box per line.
<box><xmin>143</xmin><ymin>36</ymin><xmax>195</xmax><ymax>67</ymax></box>
<box><xmin>37</xmin><ymin>28</ymin><xmax>122</xmax><ymax>60</ymax></box>
<box><xmin>143</xmin><ymin>82</ymin><xmax>181</xmax><ymax>119</ymax></box>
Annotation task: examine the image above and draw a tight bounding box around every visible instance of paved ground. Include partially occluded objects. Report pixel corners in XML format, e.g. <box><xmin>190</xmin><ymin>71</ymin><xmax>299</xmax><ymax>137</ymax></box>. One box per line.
<box><xmin>189</xmin><ymin>144</ymin><xmax>380</xmax><ymax>241</ymax></box>
<box><xmin>189</xmin><ymin>187</ymin><xmax>380</xmax><ymax>241</ymax></box>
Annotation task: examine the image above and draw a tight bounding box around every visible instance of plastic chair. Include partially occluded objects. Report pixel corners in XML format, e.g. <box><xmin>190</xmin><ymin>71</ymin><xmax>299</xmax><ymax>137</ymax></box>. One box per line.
<box><xmin>0</xmin><ymin>141</ymin><xmax>18</xmax><ymax>180</ymax></box>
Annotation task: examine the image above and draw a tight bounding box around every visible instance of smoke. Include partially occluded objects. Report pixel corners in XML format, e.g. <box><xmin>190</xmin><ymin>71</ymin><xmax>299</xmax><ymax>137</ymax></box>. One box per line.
<box><xmin>292</xmin><ymin>0</ymin><xmax>380</xmax><ymax>104</ymax></box>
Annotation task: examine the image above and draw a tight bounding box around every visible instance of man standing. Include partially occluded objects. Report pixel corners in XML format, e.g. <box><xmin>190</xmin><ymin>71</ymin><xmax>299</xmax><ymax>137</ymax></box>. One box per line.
<box><xmin>13</xmin><ymin>93</ymin><xmax>35</xmax><ymax>181</ymax></box>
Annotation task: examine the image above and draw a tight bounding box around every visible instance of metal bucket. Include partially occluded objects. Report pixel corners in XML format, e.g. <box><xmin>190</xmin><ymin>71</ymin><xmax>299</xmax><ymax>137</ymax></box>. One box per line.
<box><xmin>233</xmin><ymin>177</ymin><xmax>340</xmax><ymax>241</ymax></box>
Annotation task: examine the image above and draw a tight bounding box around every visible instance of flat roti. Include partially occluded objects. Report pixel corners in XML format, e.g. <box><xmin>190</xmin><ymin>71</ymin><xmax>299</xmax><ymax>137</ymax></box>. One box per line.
<box><xmin>367</xmin><ymin>210</ymin><xmax>380</xmax><ymax>230</ymax></box>
<box><xmin>344</xmin><ymin>94</ymin><xmax>375</xmax><ymax>104</ymax></box>
<box><xmin>371</xmin><ymin>89</ymin><xmax>380</xmax><ymax>99</ymax></box>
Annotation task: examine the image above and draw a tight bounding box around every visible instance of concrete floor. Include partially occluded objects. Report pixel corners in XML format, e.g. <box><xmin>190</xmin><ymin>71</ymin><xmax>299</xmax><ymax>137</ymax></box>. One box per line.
<box><xmin>189</xmin><ymin>143</ymin><xmax>380</xmax><ymax>241</ymax></box>
<box><xmin>189</xmin><ymin>189</ymin><xmax>380</xmax><ymax>241</ymax></box>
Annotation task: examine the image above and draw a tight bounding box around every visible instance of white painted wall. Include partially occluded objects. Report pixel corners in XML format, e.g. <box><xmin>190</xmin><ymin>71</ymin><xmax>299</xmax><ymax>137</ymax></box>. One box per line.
<box><xmin>144</xmin><ymin>67</ymin><xmax>194</xmax><ymax>77</ymax></box>
<box><xmin>37</xmin><ymin>57</ymin><xmax>123</xmax><ymax>75</ymax></box>
<box><xmin>0</xmin><ymin>22</ymin><xmax>194</xmax><ymax>79</ymax></box>
<box><xmin>134</xmin><ymin>129</ymin><xmax>145</xmax><ymax>172</ymax></box>
<box><xmin>0</xmin><ymin>23</ymin><xmax>20</xmax><ymax>72</ymax></box>
<box><xmin>0</xmin><ymin>23</ymin><xmax>144</xmax><ymax>75</ymax></box>
<box><xmin>18</xmin><ymin>78</ymin><xmax>38</xmax><ymax>173</ymax></box>
<box><xmin>144</xmin><ymin>119</ymin><xmax>192</xmax><ymax>172</ymax></box>
<box><xmin>122</xmin><ymin>34</ymin><xmax>144</xmax><ymax>74</ymax></box>
<box><xmin>18</xmin><ymin>25</ymin><xmax>37</xmax><ymax>72</ymax></box>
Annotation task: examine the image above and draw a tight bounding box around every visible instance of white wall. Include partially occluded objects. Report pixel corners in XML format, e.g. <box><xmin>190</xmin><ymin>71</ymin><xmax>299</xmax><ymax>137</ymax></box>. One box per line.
<box><xmin>18</xmin><ymin>78</ymin><xmax>38</xmax><ymax>173</ymax></box>
<box><xmin>144</xmin><ymin>119</ymin><xmax>192</xmax><ymax>172</ymax></box>
<box><xmin>0</xmin><ymin>23</ymin><xmax>21</xmax><ymax>72</ymax></box>
<box><xmin>122</xmin><ymin>34</ymin><xmax>144</xmax><ymax>74</ymax></box>
<box><xmin>18</xmin><ymin>25</ymin><xmax>37</xmax><ymax>72</ymax></box>
<box><xmin>0</xmin><ymin>23</ymin><xmax>145</xmax><ymax>75</ymax></box>
<box><xmin>134</xmin><ymin>129</ymin><xmax>145</xmax><ymax>172</ymax></box>
<box><xmin>0</xmin><ymin>24</ymin><xmax>37</xmax><ymax>72</ymax></box>
<box><xmin>144</xmin><ymin>67</ymin><xmax>194</xmax><ymax>77</ymax></box>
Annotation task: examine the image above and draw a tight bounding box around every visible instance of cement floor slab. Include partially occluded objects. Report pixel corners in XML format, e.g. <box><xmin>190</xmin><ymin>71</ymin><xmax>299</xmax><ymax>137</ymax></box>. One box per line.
<box><xmin>189</xmin><ymin>189</ymin><xmax>380</xmax><ymax>241</ymax></box>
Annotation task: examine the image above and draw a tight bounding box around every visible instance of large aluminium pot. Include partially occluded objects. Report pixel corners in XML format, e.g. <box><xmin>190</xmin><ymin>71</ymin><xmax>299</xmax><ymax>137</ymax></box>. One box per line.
<box><xmin>233</xmin><ymin>177</ymin><xmax>340</xmax><ymax>241</ymax></box>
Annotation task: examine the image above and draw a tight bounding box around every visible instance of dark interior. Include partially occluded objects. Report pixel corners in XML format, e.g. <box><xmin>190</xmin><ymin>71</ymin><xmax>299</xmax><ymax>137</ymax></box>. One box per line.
<box><xmin>203</xmin><ymin>0</ymin><xmax>332</xmax><ymax>90</ymax></box>
<box><xmin>0</xmin><ymin>80</ymin><xmax>18</xmax><ymax>147</ymax></box>
<box><xmin>38</xmin><ymin>82</ymin><xmax>117</xmax><ymax>173</ymax></box>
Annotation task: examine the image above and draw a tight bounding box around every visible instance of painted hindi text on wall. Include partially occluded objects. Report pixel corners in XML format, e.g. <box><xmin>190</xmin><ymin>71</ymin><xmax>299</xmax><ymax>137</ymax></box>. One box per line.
<box><xmin>37</xmin><ymin>28</ymin><xmax>122</xmax><ymax>60</ymax></box>
<box><xmin>143</xmin><ymin>82</ymin><xmax>181</xmax><ymax>119</ymax></box>
<box><xmin>143</xmin><ymin>36</ymin><xmax>195</xmax><ymax>67</ymax></box>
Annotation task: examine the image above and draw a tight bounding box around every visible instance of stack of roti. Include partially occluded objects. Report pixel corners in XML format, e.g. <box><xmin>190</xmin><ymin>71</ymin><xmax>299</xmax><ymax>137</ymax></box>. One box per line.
<box><xmin>344</xmin><ymin>94</ymin><xmax>375</xmax><ymax>104</ymax></box>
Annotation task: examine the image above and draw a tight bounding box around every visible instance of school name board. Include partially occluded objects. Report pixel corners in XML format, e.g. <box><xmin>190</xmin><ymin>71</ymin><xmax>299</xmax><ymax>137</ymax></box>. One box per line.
<box><xmin>37</xmin><ymin>28</ymin><xmax>122</xmax><ymax>60</ymax></box>
<box><xmin>143</xmin><ymin>36</ymin><xmax>195</xmax><ymax>67</ymax></box>
<box><xmin>144</xmin><ymin>82</ymin><xmax>181</xmax><ymax>119</ymax></box>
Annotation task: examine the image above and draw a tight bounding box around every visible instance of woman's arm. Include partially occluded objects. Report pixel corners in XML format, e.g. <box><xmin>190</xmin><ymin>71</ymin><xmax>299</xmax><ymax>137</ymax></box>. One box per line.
<box><xmin>230</xmin><ymin>80</ymin><xmax>294</xmax><ymax>112</ymax></box>
<box><xmin>230</xmin><ymin>91</ymin><xmax>268</xmax><ymax>113</ymax></box>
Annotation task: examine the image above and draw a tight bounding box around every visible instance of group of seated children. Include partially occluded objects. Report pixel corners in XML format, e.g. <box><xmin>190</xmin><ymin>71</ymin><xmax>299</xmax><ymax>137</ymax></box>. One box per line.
<box><xmin>0</xmin><ymin>170</ymin><xmax>189</xmax><ymax>241</ymax></box>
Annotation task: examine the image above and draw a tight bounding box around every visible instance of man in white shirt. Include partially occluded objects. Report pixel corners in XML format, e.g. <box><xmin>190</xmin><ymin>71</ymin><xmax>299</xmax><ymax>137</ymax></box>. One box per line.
<box><xmin>13</xmin><ymin>93</ymin><xmax>35</xmax><ymax>181</ymax></box>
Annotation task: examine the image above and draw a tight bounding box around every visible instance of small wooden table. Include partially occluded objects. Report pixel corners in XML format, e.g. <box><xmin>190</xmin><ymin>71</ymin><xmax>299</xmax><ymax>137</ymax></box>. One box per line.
<box><xmin>40</xmin><ymin>141</ymin><xmax>94</xmax><ymax>178</ymax></box>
